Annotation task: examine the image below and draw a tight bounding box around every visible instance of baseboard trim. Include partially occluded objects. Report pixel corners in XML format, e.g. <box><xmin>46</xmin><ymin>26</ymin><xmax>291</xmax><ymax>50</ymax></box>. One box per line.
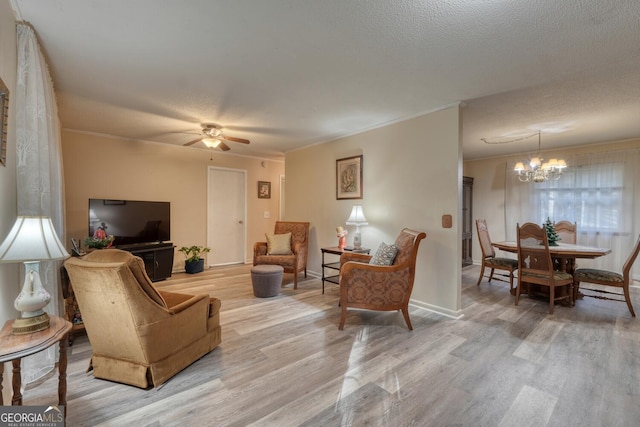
<box><xmin>409</xmin><ymin>299</ymin><xmax>464</xmax><ymax>320</ymax></box>
<box><xmin>307</xmin><ymin>270</ymin><xmax>322</xmax><ymax>279</ymax></box>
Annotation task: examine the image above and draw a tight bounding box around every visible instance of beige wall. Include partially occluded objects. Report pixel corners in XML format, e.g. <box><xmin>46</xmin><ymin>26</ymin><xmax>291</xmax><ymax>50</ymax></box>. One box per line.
<box><xmin>285</xmin><ymin>105</ymin><xmax>464</xmax><ymax>317</ymax></box>
<box><xmin>464</xmin><ymin>137</ymin><xmax>640</xmax><ymax>265</ymax></box>
<box><xmin>0</xmin><ymin>0</ymin><xmax>18</xmax><ymax>403</ymax></box>
<box><xmin>62</xmin><ymin>130</ymin><xmax>284</xmax><ymax>271</ymax></box>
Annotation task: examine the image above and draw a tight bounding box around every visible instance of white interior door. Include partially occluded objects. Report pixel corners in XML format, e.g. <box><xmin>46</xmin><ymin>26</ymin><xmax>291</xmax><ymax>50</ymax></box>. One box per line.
<box><xmin>207</xmin><ymin>167</ymin><xmax>246</xmax><ymax>266</ymax></box>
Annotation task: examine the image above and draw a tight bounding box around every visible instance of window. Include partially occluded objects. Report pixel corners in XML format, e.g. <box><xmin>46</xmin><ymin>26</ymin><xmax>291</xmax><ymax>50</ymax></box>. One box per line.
<box><xmin>532</xmin><ymin>162</ymin><xmax>625</xmax><ymax>235</ymax></box>
<box><xmin>505</xmin><ymin>148</ymin><xmax>639</xmax><ymax>272</ymax></box>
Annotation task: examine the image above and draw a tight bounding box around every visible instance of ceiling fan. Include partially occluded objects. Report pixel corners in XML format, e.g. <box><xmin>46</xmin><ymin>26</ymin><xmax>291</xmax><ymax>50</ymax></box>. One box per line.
<box><xmin>182</xmin><ymin>124</ymin><xmax>250</xmax><ymax>151</ymax></box>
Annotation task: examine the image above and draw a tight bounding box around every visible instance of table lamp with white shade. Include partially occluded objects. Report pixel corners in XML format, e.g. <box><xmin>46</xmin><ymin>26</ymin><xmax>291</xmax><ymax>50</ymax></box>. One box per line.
<box><xmin>0</xmin><ymin>216</ymin><xmax>70</xmax><ymax>335</ymax></box>
<box><xmin>346</xmin><ymin>205</ymin><xmax>368</xmax><ymax>250</ymax></box>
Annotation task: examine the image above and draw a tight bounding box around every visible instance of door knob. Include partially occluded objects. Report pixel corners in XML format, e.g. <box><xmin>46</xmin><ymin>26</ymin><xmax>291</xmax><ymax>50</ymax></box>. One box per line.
<box><xmin>238</xmin><ymin>220</ymin><xmax>243</xmax><ymax>224</ymax></box>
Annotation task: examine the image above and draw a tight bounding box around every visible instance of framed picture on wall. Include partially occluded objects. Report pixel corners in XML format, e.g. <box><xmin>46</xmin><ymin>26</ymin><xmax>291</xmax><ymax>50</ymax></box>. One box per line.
<box><xmin>258</xmin><ymin>181</ymin><xmax>271</xmax><ymax>199</ymax></box>
<box><xmin>0</xmin><ymin>76</ymin><xmax>9</xmax><ymax>167</ymax></box>
<box><xmin>336</xmin><ymin>155</ymin><xmax>363</xmax><ymax>199</ymax></box>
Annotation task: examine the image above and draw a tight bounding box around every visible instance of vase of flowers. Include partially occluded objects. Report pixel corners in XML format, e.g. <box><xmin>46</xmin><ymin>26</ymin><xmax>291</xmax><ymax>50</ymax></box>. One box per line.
<box><xmin>84</xmin><ymin>225</ymin><xmax>114</xmax><ymax>249</ymax></box>
<box><xmin>336</xmin><ymin>226</ymin><xmax>348</xmax><ymax>249</ymax></box>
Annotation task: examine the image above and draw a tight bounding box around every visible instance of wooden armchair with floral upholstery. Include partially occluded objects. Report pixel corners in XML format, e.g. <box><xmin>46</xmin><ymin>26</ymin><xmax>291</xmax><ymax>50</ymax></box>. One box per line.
<box><xmin>338</xmin><ymin>228</ymin><xmax>426</xmax><ymax>330</ymax></box>
<box><xmin>253</xmin><ymin>221</ymin><xmax>310</xmax><ymax>289</ymax></box>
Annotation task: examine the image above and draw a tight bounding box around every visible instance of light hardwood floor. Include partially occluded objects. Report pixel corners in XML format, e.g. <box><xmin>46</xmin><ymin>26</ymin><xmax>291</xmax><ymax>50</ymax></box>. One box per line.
<box><xmin>23</xmin><ymin>264</ymin><xmax>640</xmax><ymax>426</ymax></box>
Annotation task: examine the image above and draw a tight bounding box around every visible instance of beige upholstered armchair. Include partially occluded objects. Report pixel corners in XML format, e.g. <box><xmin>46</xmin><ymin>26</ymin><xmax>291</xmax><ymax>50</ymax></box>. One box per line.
<box><xmin>338</xmin><ymin>228</ymin><xmax>426</xmax><ymax>330</ymax></box>
<box><xmin>253</xmin><ymin>221</ymin><xmax>310</xmax><ymax>289</ymax></box>
<box><xmin>63</xmin><ymin>249</ymin><xmax>221</xmax><ymax>389</ymax></box>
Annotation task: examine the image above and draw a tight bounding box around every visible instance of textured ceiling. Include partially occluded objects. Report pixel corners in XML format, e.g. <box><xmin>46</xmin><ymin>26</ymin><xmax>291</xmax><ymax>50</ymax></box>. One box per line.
<box><xmin>10</xmin><ymin>0</ymin><xmax>640</xmax><ymax>160</ymax></box>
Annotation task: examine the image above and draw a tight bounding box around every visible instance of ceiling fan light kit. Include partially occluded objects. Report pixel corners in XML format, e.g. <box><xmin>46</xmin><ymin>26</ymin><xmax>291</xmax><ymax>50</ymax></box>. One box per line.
<box><xmin>182</xmin><ymin>123</ymin><xmax>250</xmax><ymax>152</ymax></box>
<box><xmin>202</xmin><ymin>137</ymin><xmax>221</xmax><ymax>148</ymax></box>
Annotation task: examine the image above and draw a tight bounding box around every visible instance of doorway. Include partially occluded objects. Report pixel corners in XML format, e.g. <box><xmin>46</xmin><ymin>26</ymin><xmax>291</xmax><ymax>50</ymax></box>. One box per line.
<box><xmin>207</xmin><ymin>167</ymin><xmax>246</xmax><ymax>266</ymax></box>
<box><xmin>462</xmin><ymin>176</ymin><xmax>474</xmax><ymax>266</ymax></box>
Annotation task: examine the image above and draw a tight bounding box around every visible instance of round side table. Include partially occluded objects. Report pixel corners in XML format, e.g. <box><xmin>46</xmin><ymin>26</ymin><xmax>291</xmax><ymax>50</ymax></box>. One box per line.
<box><xmin>0</xmin><ymin>315</ymin><xmax>72</xmax><ymax>416</ymax></box>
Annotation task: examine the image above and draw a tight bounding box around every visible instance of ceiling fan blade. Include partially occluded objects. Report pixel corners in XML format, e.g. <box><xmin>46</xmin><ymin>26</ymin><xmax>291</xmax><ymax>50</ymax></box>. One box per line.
<box><xmin>183</xmin><ymin>138</ymin><xmax>202</xmax><ymax>146</ymax></box>
<box><xmin>222</xmin><ymin>135</ymin><xmax>250</xmax><ymax>144</ymax></box>
<box><xmin>218</xmin><ymin>141</ymin><xmax>231</xmax><ymax>151</ymax></box>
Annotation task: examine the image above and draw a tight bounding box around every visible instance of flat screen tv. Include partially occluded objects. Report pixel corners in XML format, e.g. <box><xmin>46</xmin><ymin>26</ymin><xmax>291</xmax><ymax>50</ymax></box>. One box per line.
<box><xmin>88</xmin><ymin>199</ymin><xmax>170</xmax><ymax>247</ymax></box>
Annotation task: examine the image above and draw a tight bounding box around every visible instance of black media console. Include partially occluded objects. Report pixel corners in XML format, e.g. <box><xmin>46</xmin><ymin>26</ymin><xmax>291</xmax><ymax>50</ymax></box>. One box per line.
<box><xmin>118</xmin><ymin>242</ymin><xmax>175</xmax><ymax>282</ymax></box>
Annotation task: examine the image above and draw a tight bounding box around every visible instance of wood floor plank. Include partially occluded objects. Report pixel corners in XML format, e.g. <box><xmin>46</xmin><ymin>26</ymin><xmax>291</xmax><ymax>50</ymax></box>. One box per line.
<box><xmin>513</xmin><ymin>317</ymin><xmax>567</xmax><ymax>363</ymax></box>
<box><xmin>498</xmin><ymin>385</ymin><xmax>557</xmax><ymax>427</ymax></box>
<box><xmin>19</xmin><ymin>264</ymin><xmax>640</xmax><ymax>426</ymax></box>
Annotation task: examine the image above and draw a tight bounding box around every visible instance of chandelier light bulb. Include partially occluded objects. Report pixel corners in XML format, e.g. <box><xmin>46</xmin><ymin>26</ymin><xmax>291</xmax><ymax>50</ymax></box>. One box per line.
<box><xmin>529</xmin><ymin>157</ymin><xmax>541</xmax><ymax>168</ymax></box>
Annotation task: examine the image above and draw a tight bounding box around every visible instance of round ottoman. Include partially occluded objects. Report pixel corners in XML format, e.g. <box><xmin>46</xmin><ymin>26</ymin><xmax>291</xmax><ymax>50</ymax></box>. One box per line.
<box><xmin>251</xmin><ymin>265</ymin><xmax>284</xmax><ymax>297</ymax></box>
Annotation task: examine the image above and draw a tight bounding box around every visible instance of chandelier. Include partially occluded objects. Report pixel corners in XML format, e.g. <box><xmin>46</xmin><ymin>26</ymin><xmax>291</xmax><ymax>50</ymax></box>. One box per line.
<box><xmin>513</xmin><ymin>132</ymin><xmax>566</xmax><ymax>182</ymax></box>
<box><xmin>482</xmin><ymin>131</ymin><xmax>567</xmax><ymax>183</ymax></box>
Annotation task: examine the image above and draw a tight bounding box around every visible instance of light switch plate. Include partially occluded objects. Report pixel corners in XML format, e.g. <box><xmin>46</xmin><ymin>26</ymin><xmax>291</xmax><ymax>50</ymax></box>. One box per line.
<box><xmin>442</xmin><ymin>214</ymin><xmax>452</xmax><ymax>228</ymax></box>
<box><xmin>264</xmin><ymin>211</ymin><xmax>270</xmax><ymax>219</ymax></box>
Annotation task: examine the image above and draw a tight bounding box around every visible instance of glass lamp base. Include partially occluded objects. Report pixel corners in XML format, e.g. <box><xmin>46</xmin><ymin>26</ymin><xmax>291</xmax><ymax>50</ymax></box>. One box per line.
<box><xmin>353</xmin><ymin>231</ymin><xmax>362</xmax><ymax>250</ymax></box>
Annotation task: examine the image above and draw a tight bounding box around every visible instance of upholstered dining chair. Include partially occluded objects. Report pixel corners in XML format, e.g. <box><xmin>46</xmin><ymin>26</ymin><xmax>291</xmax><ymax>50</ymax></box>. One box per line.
<box><xmin>515</xmin><ymin>222</ymin><xmax>574</xmax><ymax>314</ymax></box>
<box><xmin>552</xmin><ymin>220</ymin><xmax>578</xmax><ymax>271</ymax></box>
<box><xmin>554</xmin><ymin>220</ymin><xmax>577</xmax><ymax>244</ymax></box>
<box><xmin>253</xmin><ymin>221</ymin><xmax>310</xmax><ymax>289</ymax></box>
<box><xmin>572</xmin><ymin>234</ymin><xmax>640</xmax><ymax>317</ymax></box>
<box><xmin>476</xmin><ymin>219</ymin><xmax>518</xmax><ymax>293</ymax></box>
<box><xmin>64</xmin><ymin>249</ymin><xmax>222</xmax><ymax>388</ymax></box>
<box><xmin>338</xmin><ymin>228</ymin><xmax>426</xmax><ymax>330</ymax></box>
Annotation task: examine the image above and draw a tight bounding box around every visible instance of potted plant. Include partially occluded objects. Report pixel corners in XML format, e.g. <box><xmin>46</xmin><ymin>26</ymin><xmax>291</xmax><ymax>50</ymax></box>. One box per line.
<box><xmin>179</xmin><ymin>245</ymin><xmax>211</xmax><ymax>274</ymax></box>
<box><xmin>543</xmin><ymin>217</ymin><xmax>561</xmax><ymax>246</ymax></box>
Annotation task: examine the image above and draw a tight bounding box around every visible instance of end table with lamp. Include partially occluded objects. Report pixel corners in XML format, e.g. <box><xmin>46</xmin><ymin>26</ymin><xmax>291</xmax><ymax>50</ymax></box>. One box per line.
<box><xmin>0</xmin><ymin>216</ymin><xmax>72</xmax><ymax>415</ymax></box>
<box><xmin>321</xmin><ymin>246</ymin><xmax>370</xmax><ymax>294</ymax></box>
<box><xmin>321</xmin><ymin>205</ymin><xmax>371</xmax><ymax>293</ymax></box>
<box><xmin>0</xmin><ymin>316</ymin><xmax>72</xmax><ymax>409</ymax></box>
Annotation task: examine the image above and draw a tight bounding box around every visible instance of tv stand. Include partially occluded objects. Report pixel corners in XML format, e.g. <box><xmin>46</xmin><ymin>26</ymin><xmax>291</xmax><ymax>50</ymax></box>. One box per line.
<box><xmin>118</xmin><ymin>242</ymin><xmax>175</xmax><ymax>282</ymax></box>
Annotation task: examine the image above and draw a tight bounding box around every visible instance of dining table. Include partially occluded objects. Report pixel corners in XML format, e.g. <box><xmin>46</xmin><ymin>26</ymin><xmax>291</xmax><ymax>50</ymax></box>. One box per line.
<box><xmin>491</xmin><ymin>241</ymin><xmax>611</xmax><ymax>274</ymax></box>
<box><xmin>492</xmin><ymin>241</ymin><xmax>611</xmax><ymax>303</ymax></box>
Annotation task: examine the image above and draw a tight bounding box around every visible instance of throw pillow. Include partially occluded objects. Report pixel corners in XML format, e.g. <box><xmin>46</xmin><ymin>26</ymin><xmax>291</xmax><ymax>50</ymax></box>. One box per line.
<box><xmin>369</xmin><ymin>242</ymin><xmax>398</xmax><ymax>265</ymax></box>
<box><xmin>266</xmin><ymin>232</ymin><xmax>292</xmax><ymax>255</ymax></box>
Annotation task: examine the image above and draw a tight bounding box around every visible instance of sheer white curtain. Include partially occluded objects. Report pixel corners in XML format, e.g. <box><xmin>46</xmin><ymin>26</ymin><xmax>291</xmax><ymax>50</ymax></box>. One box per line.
<box><xmin>505</xmin><ymin>148</ymin><xmax>640</xmax><ymax>274</ymax></box>
<box><xmin>15</xmin><ymin>23</ymin><xmax>66</xmax><ymax>384</ymax></box>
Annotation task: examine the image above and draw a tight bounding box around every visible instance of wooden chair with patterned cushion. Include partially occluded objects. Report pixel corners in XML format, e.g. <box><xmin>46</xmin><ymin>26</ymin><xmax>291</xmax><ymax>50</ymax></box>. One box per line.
<box><xmin>515</xmin><ymin>222</ymin><xmax>574</xmax><ymax>314</ymax></box>
<box><xmin>552</xmin><ymin>220</ymin><xmax>577</xmax><ymax>271</ymax></box>
<box><xmin>338</xmin><ymin>228</ymin><xmax>426</xmax><ymax>330</ymax></box>
<box><xmin>572</xmin><ymin>234</ymin><xmax>640</xmax><ymax>317</ymax></box>
<box><xmin>253</xmin><ymin>221</ymin><xmax>310</xmax><ymax>289</ymax></box>
<box><xmin>476</xmin><ymin>219</ymin><xmax>518</xmax><ymax>293</ymax></box>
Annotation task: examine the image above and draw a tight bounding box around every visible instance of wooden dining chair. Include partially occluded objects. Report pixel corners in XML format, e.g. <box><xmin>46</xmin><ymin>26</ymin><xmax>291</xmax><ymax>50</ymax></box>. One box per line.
<box><xmin>552</xmin><ymin>220</ymin><xmax>577</xmax><ymax>271</ymax></box>
<box><xmin>476</xmin><ymin>219</ymin><xmax>518</xmax><ymax>292</ymax></box>
<box><xmin>554</xmin><ymin>220</ymin><xmax>577</xmax><ymax>244</ymax></box>
<box><xmin>516</xmin><ymin>222</ymin><xmax>574</xmax><ymax>314</ymax></box>
<box><xmin>572</xmin><ymin>234</ymin><xmax>640</xmax><ymax>317</ymax></box>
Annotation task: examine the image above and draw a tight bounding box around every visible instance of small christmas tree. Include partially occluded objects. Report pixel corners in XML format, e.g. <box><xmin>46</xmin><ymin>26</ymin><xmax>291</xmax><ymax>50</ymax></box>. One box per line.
<box><xmin>544</xmin><ymin>217</ymin><xmax>561</xmax><ymax>246</ymax></box>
